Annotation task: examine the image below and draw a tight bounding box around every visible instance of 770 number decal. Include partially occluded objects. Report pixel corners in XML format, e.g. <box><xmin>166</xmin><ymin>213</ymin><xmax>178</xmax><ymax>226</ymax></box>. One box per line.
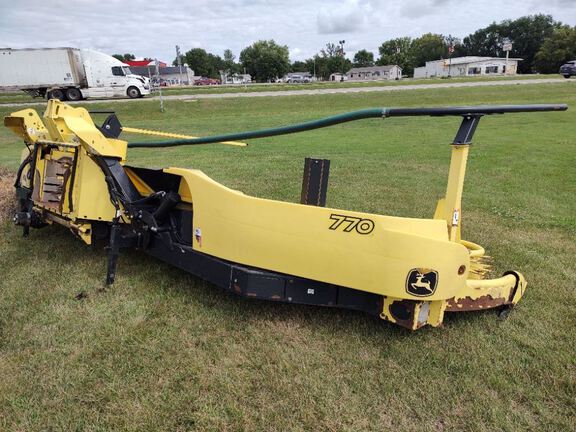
<box><xmin>329</xmin><ymin>214</ymin><xmax>375</xmax><ymax>235</ymax></box>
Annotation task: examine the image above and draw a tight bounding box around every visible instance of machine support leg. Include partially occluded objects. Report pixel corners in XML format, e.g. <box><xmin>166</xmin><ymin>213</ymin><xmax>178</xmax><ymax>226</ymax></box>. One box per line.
<box><xmin>106</xmin><ymin>224</ymin><xmax>121</xmax><ymax>285</ymax></box>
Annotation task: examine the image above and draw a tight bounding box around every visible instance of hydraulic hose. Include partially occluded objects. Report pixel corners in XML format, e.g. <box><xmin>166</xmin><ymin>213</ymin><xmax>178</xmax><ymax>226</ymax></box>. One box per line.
<box><xmin>127</xmin><ymin>108</ymin><xmax>385</xmax><ymax>148</ymax></box>
<box><xmin>126</xmin><ymin>104</ymin><xmax>567</xmax><ymax>148</ymax></box>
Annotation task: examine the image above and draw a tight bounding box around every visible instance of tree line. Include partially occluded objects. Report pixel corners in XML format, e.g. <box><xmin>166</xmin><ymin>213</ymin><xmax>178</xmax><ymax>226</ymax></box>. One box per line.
<box><xmin>116</xmin><ymin>14</ymin><xmax>576</xmax><ymax>82</ymax></box>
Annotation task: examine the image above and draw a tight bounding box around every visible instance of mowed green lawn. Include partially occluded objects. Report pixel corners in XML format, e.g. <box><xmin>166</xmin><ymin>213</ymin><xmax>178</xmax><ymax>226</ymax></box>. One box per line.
<box><xmin>155</xmin><ymin>74</ymin><xmax>561</xmax><ymax>96</ymax></box>
<box><xmin>0</xmin><ymin>83</ymin><xmax>574</xmax><ymax>431</ymax></box>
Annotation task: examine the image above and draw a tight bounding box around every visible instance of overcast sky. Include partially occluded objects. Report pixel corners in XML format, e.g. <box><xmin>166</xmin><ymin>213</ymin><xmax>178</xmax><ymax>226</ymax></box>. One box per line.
<box><xmin>1</xmin><ymin>0</ymin><xmax>575</xmax><ymax>63</ymax></box>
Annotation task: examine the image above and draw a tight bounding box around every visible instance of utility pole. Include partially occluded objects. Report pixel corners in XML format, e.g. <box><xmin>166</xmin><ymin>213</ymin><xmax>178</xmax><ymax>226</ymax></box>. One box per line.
<box><xmin>155</xmin><ymin>58</ymin><xmax>164</xmax><ymax>112</ymax></box>
<box><xmin>447</xmin><ymin>35</ymin><xmax>455</xmax><ymax>78</ymax></box>
<box><xmin>339</xmin><ymin>40</ymin><xmax>346</xmax><ymax>82</ymax></box>
<box><xmin>175</xmin><ymin>45</ymin><xmax>183</xmax><ymax>86</ymax></box>
<box><xmin>502</xmin><ymin>39</ymin><xmax>513</xmax><ymax>75</ymax></box>
<box><xmin>313</xmin><ymin>57</ymin><xmax>316</xmax><ymax>81</ymax></box>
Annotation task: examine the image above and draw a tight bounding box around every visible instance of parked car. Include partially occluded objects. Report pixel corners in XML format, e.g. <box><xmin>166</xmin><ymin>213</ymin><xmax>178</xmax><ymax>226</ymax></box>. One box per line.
<box><xmin>194</xmin><ymin>78</ymin><xmax>220</xmax><ymax>86</ymax></box>
<box><xmin>559</xmin><ymin>60</ymin><xmax>576</xmax><ymax>78</ymax></box>
<box><xmin>151</xmin><ymin>78</ymin><xmax>169</xmax><ymax>87</ymax></box>
<box><xmin>286</xmin><ymin>75</ymin><xmax>311</xmax><ymax>83</ymax></box>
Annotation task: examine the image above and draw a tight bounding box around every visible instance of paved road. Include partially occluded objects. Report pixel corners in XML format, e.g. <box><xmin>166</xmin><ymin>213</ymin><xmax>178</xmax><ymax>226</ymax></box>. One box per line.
<box><xmin>0</xmin><ymin>78</ymin><xmax>569</xmax><ymax>108</ymax></box>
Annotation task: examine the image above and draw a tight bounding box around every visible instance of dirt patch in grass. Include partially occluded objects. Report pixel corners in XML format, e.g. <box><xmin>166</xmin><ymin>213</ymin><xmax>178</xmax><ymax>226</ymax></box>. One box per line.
<box><xmin>0</xmin><ymin>168</ymin><xmax>16</xmax><ymax>221</ymax></box>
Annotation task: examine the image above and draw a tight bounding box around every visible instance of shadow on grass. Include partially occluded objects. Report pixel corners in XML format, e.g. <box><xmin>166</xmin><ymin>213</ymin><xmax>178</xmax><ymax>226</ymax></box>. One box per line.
<box><xmin>10</xmin><ymin>223</ymin><xmax>422</xmax><ymax>345</ymax></box>
<box><xmin>8</xmin><ymin>222</ymin><xmax>522</xmax><ymax>346</ymax></box>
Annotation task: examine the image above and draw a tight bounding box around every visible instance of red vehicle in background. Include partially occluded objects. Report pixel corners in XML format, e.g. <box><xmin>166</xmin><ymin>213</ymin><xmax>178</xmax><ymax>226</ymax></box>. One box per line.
<box><xmin>194</xmin><ymin>77</ymin><xmax>220</xmax><ymax>86</ymax></box>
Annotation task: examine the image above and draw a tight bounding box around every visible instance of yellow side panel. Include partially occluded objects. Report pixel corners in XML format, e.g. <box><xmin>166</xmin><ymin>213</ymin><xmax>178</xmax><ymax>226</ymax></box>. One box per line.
<box><xmin>71</xmin><ymin>148</ymin><xmax>116</xmax><ymax>221</ymax></box>
<box><xmin>167</xmin><ymin>168</ymin><xmax>471</xmax><ymax>301</ymax></box>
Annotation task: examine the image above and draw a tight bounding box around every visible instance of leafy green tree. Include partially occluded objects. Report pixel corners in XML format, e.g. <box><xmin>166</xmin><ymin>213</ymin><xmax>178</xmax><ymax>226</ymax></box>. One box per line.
<box><xmin>172</xmin><ymin>54</ymin><xmax>185</xmax><ymax>67</ymax></box>
<box><xmin>240</xmin><ymin>40</ymin><xmax>290</xmax><ymax>82</ymax></box>
<box><xmin>296</xmin><ymin>58</ymin><xmax>321</xmax><ymax>77</ymax></box>
<box><xmin>504</xmin><ymin>15</ymin><xmax>562</xmax><ymax>73</ymax></box>
<box><xmin>309</xmin><ymin>43</ymin><xmax>352</xmax><ymax>80</ymax></box>
<box><xmin>377</xmin><ymin>37</ymin><xmax>414</xmax><ymax>75</ymax></box>
<box><xmin>223</xmin><ymin>49</ymin><xmax>235</xmax><ymax>64</ymax></box>
<box><xmin>291</xmin><ymin>60</ymin><xmax>308</xmax><ymax>72</ymax></box>
<box><xmin>291</xmin><ymin>55</ymin><xmax>350</xmax><ymax>79</ymax></box>
<box><xmin>223</xmin><ymin>49</ymin><xmax>241</xmax><ymax>75</ymax></box>
<box><xmin>183</xmin><ymin>48</ymin><xmax>223</xmax><ymax>78</ymax></box>
<box><xmin>207</xmin><ymin>53</ymin><xmax>224</xmax><ymax>77</ymax></box>
<box><xmin>321</xmin><ymin>43</ymin><xmax>341</xmax><ymax>57</ymax></box>
<box><xmin>306</xmin><ymin>58</ymin><xmax>319</xmax><ymax>77</ymax></box>
<box><xmin>183</xmin><ymin>48</ymin><xmax>209</xmax><ymax>76</ymax></box>
<box><xmin>411</xmin><ymin>33</ymin><xmax>448</xmax><ymax>68</ymax></box>
<box><xmin>308</xmin><ymin>55</ymin><xmax>325</xmax><ymax>80</ymax></box>
<box><xmin>534</xmin><ymin>26</ymin><xmax>576</xmax><ymax>73</ymax></box>
<box><xmin>112</xmin><ymin>53</ymin><xmax>136</xmax><ymax>62</ymax></box>
<box><xmin>460</xmin><ymin>14</ymin><xmax>562</xmax><ymax>73</ymax></box>
<box><xmin>460</xmin><ymin>24</ymin><xmax>503</xmax><ymax>57</ymax></box>
<box><xmin>353</xmin><ymin>49</ymin><xmax>375</xmax><ymax>67</ymax></box>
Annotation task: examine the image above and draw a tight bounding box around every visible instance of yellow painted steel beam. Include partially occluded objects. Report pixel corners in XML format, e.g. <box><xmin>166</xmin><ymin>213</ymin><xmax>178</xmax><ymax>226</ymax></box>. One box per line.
<box><xmin>443</xmin><ymin>144</ymin><xmax>469</xmax><ymax>242</ymax></box>
<box><xmin>122</xmin><ymin>126</ymin><xmax>247</xmax><ymax>147</ymax></box>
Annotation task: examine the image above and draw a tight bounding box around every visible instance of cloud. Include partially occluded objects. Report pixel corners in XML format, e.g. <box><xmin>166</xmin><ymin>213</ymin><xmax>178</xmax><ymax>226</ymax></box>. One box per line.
<box><xmin>547</xmin><ymin>0</ymin><xmax>576</xmax><ymax>6</ymax></box>
<box><xmin>1</xmin><ymin>0</ymin><xmax>575</xmax><ymax>64</ymax></box>
<box><xmin>290</xmin><ymin>47</ymin><xmax>303</xmax><ymax>57</ymax></box>
<box><xmin>400</xmin><ymin>0</ymin><xmax>447</xmax><ymax>19</ymax></box>
<box><xmin>316</xmin><ymin>1</ymin><xmax>375</xmax><ymax>34</ymax></box>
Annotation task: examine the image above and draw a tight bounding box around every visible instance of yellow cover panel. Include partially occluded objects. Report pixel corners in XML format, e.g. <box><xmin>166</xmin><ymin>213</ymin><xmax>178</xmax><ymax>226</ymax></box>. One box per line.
<box><xmin>72</xmin><ymin>149</ymin><xmax>116</xmax><ymax>221</ymax></box>
<box><xmin>167</xmin><ymin>168</ymin><xmax>470</xmax><ymax>300</ymax></box>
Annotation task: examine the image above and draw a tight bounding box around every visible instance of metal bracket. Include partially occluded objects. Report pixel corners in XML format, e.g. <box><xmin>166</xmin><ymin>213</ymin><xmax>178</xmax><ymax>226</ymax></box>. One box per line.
<box><xmin>453</xmin><ymin>115</ymin><xmax>483</xmax><ymax>145</ymax></box>
<box><xmin>96</xmin><ymin>114</ymin><xmax>123</xmax><ymax>139</ymax></box>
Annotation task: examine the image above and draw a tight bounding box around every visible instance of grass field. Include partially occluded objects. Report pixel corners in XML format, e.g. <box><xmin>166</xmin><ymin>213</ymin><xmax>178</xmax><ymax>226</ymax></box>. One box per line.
<box><xmin>156</xmin><ymin>74</ymin><xmax>561</xmax><ymax>96</ymax></box>
<box><xmin>0</xmin><ymin>83</ymin><xmax>574</xmax><ymax>431</ymax></box>
<box><xmin>0</xmin><ymin>74</ymin><xmax>561</xmax><ymax>105</ymax></box>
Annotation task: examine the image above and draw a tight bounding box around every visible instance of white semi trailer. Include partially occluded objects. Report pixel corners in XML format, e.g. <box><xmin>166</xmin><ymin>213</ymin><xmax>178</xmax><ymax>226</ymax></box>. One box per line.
<box><xmin>0</xmin><ymin>48</ymin><xmax>150</xmax><ymax>100</ymax></box>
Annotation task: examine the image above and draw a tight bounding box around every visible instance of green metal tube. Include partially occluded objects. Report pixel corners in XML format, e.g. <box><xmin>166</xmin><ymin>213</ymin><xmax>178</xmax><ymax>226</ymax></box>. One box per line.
<box><xmin>127</xmin><ymin>108</ymin><xmax>387</xmax><ymax>148</ymax></box>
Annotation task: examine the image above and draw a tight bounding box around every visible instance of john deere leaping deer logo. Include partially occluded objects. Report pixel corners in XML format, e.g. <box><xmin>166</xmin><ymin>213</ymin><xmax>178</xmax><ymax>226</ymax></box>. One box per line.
<box><xmin>406</xmin><ymin>269</ymin><xmax>439</xmax><ymax>296</ymax></box>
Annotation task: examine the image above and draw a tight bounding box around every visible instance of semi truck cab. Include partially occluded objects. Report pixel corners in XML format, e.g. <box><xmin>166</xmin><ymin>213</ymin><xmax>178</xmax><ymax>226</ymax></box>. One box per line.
<box><xmin>80</xmin><ymin>49</ymin><xmax>150</xmax><ymax>99</ymax></box>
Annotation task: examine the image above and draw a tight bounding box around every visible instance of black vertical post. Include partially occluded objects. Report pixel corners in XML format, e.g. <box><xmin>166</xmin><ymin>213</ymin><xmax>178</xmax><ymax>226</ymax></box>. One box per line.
<box><xmin>106</xmin><ymin>224</ymin><xmax>121</xmax><ymax>285</ymax></box>
<box><xmin>300</xmin><ymin>158</ymin><xmax>330</xmax><ymax>207</ymax></box>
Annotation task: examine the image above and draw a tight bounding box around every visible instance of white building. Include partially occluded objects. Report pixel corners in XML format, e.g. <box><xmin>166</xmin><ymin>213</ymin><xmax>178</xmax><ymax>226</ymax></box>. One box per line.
<box><xmin>347</xmin><ymin>65</ymin><xmax>402</xmax><ymax>81</ymax></box>
<box><xmin>128</xmin><ymin>65</ymin><xmax>195</xmax><ymax>85</ymax></box>
<box><xmin>329</xmin><ymin>72</ymin><xmax>348</xmax><ymax>82</ymax></box>
<box><xmin>413</xmin><ymin>56</ymin><xmax>522</xmax><ymax>79</ymax></box>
